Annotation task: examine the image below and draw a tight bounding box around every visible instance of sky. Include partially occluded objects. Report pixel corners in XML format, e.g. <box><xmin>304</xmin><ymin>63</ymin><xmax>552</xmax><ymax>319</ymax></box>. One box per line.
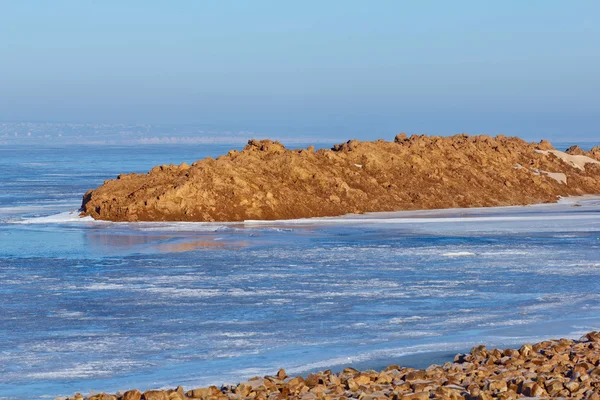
<box><xmin>0</xmin><ymin>1</ymin><xmax>598</xmax><ymax>141</ymax></box>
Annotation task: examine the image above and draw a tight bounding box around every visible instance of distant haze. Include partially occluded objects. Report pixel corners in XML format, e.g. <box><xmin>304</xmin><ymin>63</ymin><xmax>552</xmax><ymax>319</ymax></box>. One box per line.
<box><xmin>0</xmin><ymin>1</ymin><xmax>598</xmax><ymax>141</ymax></box>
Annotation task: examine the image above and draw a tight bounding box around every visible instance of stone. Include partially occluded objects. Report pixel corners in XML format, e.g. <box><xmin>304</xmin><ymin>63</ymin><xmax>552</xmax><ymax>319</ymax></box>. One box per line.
<box><xmin>565</xmin><ymin>380</ymin><xmax>580</xmax><ymax>392</ymax></box>
<box><xmin>496</xmin><ymin>392</ymin><xmax>517</xmax><ymax>400</ymax></box>
<box><xmin>87</xmin><ymin>394</ymin><xmax>117</xmax><ymax>400</ymax></box>
<box><xmin>566</xmin><ymin>145</ymin><xmax>587</xmax><ymax>155</ymax></box>
<box><xmin>487</xmin><ymin>380</ymin><xmax>507</xmax><ymax>393</ymax></box>
<box><xmin>288</xmin><ymin>377</ymin><xmax>306</xmax><ymax>393</ymax></box>
<box><xmin>537</xmin><ymin>139</ymin><xmax>554</xmax><ymax>150</ymax></box>
<box><xmin>354</xmin><ymin>375</ymin><xmax>372</xmax><ymax>385</ymax></box>
<box><xmin>400</xmin><ymin>392</ymin><xmax>429</xmax><ymax>400</ymax></box>
<box><xmin>544</xmin><ymin>379</ymin><xmax>564</xmax><ymax>396</ymax></box>
<box><xmin>404</xmin><ymin>370</ymin><xmax>427</xmax><ymax>382</ymax></box>
<box><xmin>142</xmin><ymin>390</ymin><xmax>170</xmax><ymax>400</ymax></box>
<box><xmin>234</xmin><ymin>383</ymin><xmax>251</xmax><ymax>397</ymax></box>
<box><xmin>346</xmin><ymin>378</ymin><xmax>359</xmax><ymax>392</ymax></box>
<box><xmin>519</xmin><ymin>344</ymin><xmax>533</xmax><ymax>357</ymax></box>
<box><xmin>121</xmin><ymin>390</ymin><xmax>142</xmax><ymax>400</ymax></box>
<box><xmin>277</xmin><ymin>368</ymin><xmax>287</xmax><ymax>380</ymax></box>
<box><xmin>187</xmin><ymin>387</ymin><xmax>213</xmax><ymax>399</ymax></box>
<box><xmin>247</xmin><ymin>378</ymin><xmax>266</xmax><ymax>390</ymax></box>
<box><xmin>376</xmin><ymin>372</ymin><xmax>393</xmax><ymax>384</ymax></box>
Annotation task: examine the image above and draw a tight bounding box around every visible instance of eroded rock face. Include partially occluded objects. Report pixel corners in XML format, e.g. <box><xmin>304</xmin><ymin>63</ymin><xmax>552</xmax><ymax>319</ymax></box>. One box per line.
<box><xmin>68</xmin><ymin>332</ymin><xmax>600</xmax><ymax>400</ymax></box>
<box><xmin>80</xmin><ymin>134</ymin><xmax>600</xmax><ymax>222</ymax></box>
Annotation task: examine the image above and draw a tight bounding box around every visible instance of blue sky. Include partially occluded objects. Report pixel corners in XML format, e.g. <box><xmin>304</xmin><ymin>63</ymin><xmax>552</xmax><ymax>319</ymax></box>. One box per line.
<box><xmin>1</xmin><ymin>1</ymin><xmax>598</xmax><ymax>140</ymax></box>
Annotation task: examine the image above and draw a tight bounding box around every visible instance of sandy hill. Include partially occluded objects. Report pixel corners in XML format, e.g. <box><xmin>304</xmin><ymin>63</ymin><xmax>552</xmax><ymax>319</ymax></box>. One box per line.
<box><xmin>80</xmin><ymin>134</ymin><xmax>600</xmax><ymax>222</ymax></box>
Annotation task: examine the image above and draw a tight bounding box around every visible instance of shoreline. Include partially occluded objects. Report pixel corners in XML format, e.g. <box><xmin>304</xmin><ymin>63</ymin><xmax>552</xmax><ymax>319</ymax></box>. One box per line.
<box><xmin>14</xmin><ymin>194</ymin><xmax>600</xmax><ymax>226</ymax></box>
<box><xmin>61</xmin><ymin>332</ymin><xmax>600</xmax><ymax>400</ymax></box>
<box><xmin>26</xmin><ymin>311</ymin><xmax>598</xmax><ymax>400</ymax></box>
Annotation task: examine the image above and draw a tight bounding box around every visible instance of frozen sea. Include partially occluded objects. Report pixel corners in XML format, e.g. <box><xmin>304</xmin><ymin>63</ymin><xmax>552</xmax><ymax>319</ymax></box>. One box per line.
<box><xmin>1</xmin><ymin>142</ymin><xmax>600</xmax><ymax>399</ymax></box>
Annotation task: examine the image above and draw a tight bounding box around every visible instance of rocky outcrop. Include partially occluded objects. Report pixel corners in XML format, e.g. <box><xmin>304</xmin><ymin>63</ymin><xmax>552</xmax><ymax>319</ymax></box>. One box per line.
<box><xmin>566</xmin><ymin>145</ymin><xmax>600</xmax><ymax>161</ymax></box>
<box><xmin>80</xmin><ymin>134</ymin><xmax>600</xmax><ymax>222</ymax></box>
<box><xmin>566</xmin><ymin>145</ymin><xmax>587</xmax><ymax>156</ymax></box>
<box><xmin>68</xmin><ymin>332</ymin><xmax>600</xmax><ymax>399</ymax></box>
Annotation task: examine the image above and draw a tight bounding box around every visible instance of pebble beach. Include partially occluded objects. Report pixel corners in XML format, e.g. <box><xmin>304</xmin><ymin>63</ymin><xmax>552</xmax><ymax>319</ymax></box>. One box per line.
<box><xmin>66</xmin><ymin>332</ymin><xmax>600</xmax><ymax>400</ymax></box>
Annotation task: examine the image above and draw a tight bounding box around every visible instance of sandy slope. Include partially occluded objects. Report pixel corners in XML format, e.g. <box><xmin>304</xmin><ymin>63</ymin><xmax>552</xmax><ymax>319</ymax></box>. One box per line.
<box><xmin>80</xmin><ymin>134</ymin><xmax>600</xmax><ymax>222</ymax></box>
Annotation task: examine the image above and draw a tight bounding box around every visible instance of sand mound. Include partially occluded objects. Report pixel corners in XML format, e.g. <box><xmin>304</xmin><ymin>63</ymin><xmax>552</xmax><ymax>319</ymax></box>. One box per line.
<box><xmin>80</xmin><ymin>134</ymin><xmax>600</xmax><ymax>222</ymax></box>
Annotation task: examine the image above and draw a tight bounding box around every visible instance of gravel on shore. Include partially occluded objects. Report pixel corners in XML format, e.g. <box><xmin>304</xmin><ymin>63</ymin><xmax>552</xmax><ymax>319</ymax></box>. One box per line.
<box><xmin>63</xmin><ymin>332</ymin><xmax>600</xmax><ymax>400</ymax></box>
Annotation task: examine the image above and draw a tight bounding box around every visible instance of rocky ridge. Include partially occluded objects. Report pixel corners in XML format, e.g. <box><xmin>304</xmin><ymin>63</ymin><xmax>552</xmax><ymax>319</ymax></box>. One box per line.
<box><xmin>65</xmin><ymin>332</ymin><xmax>600</xmax><ymax>400</ymax></box>
<box><xmin>80</xmin><ymin>135</ymin><xmax>600</xmax><ymax>222</ymax></box>
<box><xmin>567</xmin><ymin>145</ymin><xmax>600</xmax><ymax>160</ymax></box>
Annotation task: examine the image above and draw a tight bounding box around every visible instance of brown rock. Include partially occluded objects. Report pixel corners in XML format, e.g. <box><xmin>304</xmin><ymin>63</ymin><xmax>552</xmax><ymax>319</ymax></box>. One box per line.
<box><xmin>544</xmin><ymin>379</ymin><xmax>565</xmax><ymax>396</ymax></box>
<box><xmin>304</xmin><ymin>374</ymin><xmax>320</xmax><ymax>388</ymax></box>
<box><xmin>586</xmin><ymin>390</ymin><xmax>600</xmax><ymax>400</ymax></box>
<box><xmin>187</xmin><ymin>387</ymin><xmax>213</xmax><ymax>399</ymax></box>
<box><xmin>565</xmin><ymin>380</ymin><xmax>581</xmax><ymax>392</ymax></box>
<box><xmin>354</xmin><ymin>375</ymin><xmax>372</xmax><ymax>385</ymax></box>
<box><xmin>400</xmin><ymin>392</ymin><xmax>429</xmax><ymax>400</ymax></box>
<box><xmin>80</xmin><ymin>135</ymin><xmax>600</xmax><ymax>222</ymax></box>
<box><xmin>522</xmin><ymin>382</ymin><xmax>546</xmax><ymax>397</ymax></box>
<box><xmin>411</xmin><ymin>380</ymin><xmax>437</xmax><ymax>392</ymax></box>
<box><xmin>87</xmin><ymin>395</ymin><xmax>117</xmax><ymax>400</ymax></box>
<box><xmin>405</xmin><ymin>370</ymin><xmax>427</xmax><ymax>382</ymax></box>
<box><xmin>583</xmin><ymin>332</ymin><xmax>600</xmax><ymax>343</ymax></box>
<box><xmin>288</xmin><ymin>377</ymin><xmax>306</xmax><ymax>394</ymax></box>
<box><xmin>519</xmin><ymin>344</ymin><xmax>533</xmax><ymax>357</ymax></box>
<box><xmin>566</xmin><ymin>145</ymin><xmax>587</xmax><ymax>155</ymax></box>
<box><xmin>537</xmin><ymin>139</ymin><xmax>554</xmax><ymax>150</ymax></box>
<box><xmin>346</xmin><ymin>377</ymin><xmax>359</xmax><ymax>392</ymax></box>
<box><xmin>376</xmin><ymin>372</ymin><xmax>393</xmax><ymax>384</ymax></box>
<box><xmin>434</xmin><ymin>386</ymin><xmax>464</xmax><ymax>400</ymax></box>
<box><xmin>277</xmin><ymin>368</ymin><xmax>287</xmax><ymax>380</ymax></box>
<box><xmin>234</xmin><ymin>383</ymin><xmax>251</xmax><ymax>397</ymax></box>
<box><xmin>495</xmin><ymin>392</ymin><xmax>517</xmax><ymax>400</ymax></box>
<box><xmin>142</xmin><ymin>390</ymin><xmax>170</xmax><ymax>400</ymax></box>
<box><xmin>487</xmin><ymin>379</ymin><xmax>507</xmax><ymax>393</ymax></box>
<box><xmin>247</xmin><ymin>378</ymin><xmax>266</xmax><ymax>390</ymax></box>
<box><xmin>121</xmin><ymin>390</ymin><xmax>142</xmax><ymax>400</ymax></box>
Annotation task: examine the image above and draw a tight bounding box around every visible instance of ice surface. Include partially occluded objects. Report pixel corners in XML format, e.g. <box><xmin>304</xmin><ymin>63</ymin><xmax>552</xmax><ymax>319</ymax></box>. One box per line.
<box><xmin>14</xmin><ymin>211</ymin><xmax>95</xmax><ymax>224</ymax></box>
<box><xmin>1</xmin><ymin>145</ymin><xmax>600</xmax><ymax>399</ymax></box>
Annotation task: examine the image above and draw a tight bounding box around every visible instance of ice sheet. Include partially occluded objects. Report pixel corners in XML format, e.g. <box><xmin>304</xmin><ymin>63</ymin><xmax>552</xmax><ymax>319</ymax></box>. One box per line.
<box><xmin>2</xmin><ymin>145</ymin><xmax>600</xmax><ymax>400</ymax></box>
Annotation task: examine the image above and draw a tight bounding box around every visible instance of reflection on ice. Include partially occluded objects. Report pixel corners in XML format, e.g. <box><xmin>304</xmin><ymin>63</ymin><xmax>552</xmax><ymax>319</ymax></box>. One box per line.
<box><xmin>85</xmin><ymin>232</ymin><xmax>243</xmax><ymax>253</ymax></box>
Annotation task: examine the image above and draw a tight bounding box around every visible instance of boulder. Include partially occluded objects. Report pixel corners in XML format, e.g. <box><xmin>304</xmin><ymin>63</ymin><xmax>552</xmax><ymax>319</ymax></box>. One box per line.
<box><xmin>121</xmin><ymin>390</ymin><xmax>141</xmax><ymax>400</ymax></box>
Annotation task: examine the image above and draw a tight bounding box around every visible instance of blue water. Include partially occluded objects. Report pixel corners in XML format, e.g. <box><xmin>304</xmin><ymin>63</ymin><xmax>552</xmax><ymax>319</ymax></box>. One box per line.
<box><xmin>554</xmin><ymin>142</ymin><xmax>599</xmax><ymax>151</ymax></box>
<box><xmin>1</xmin><ymin>143</ymin><xmax>600</xmax><ymax>400</ymax></box>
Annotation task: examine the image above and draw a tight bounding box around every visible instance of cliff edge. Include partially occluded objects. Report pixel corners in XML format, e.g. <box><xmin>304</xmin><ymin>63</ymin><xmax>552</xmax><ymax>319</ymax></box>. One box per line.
<box><xmin>80</xmin><ymin>134</ymin><xmax>600</xmax><ymax>222</ymax></box>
